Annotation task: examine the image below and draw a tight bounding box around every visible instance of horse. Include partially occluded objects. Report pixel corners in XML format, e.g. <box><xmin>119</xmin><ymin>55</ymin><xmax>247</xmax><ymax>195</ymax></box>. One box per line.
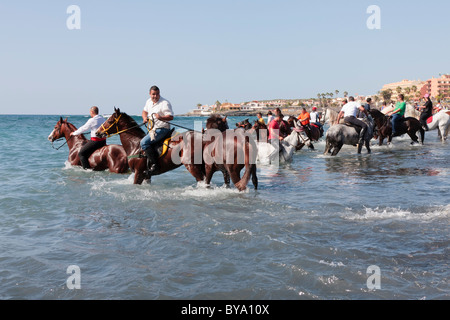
<box><xmin>254</xmin><ymin>123</ymin><xmax>312</xmax><ymax>164</ymax></box>
<box><xmin>251</xmin><ymin>120</ymin><xmax>268</xmax><ymax>142</ymax></box>
<box><xmin>425</xmin><ymin>110</ymin><xmax>450</xmax><ymax>142</ymax></box>
<box><xmin>369</xmin><ymin>109</ymin><xmax>425</xmax><ymax>145</ymax></box>
<box><xmin>236</xmin><ymin>119</ymin><xmax>252</xmax><ymax>130</ymax></box>
<box><xmin>324</xmin><ymin>117</ymin><xmax>374</xmax><ymax>156</ymax></box>
<box><xmin>96</xmin><ymin>109</ymin><xmax>257</xmax><ymax>191</ymax></box>
<box><xmin>321</xmin><ymin>108</ymin><xmax>344</xmax><ymax>125</ymax></box>
<box><xmin>286</xmin><ymin>116</ymin><xmax>323</xmax><ymax>150</ymax></box>
<box><xmin>48</xmin><ymin>117</ymin><xmax>129</xmax><ymax>173</ymax></box>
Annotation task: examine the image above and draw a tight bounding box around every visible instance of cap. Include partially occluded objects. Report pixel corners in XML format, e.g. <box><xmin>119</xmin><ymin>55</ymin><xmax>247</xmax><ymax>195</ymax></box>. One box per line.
<box><xmin>424</xmin><ymin>94</ymin><xmax>430</xmax><ymax>98</ymax></box>
<box><xmin>312</xmin><ymin>107</ymin><xmax>317</xmax><ymax>111</ymax></box>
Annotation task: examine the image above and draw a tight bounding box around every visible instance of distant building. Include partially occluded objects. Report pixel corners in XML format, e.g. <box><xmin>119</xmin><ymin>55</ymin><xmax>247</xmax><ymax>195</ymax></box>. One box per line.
<box><xmin>424</xmin><ymin>74</ymin><xmax>450</xmax><ymax>99</ymax></box>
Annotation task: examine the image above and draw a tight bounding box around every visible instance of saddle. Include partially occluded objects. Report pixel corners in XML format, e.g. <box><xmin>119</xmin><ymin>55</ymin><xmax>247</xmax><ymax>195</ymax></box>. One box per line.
<box><xmin>132</xmin><ymin>128</ymin><xmax>177</xmax><ymax>160</ymax></box>
<box><xmin>344</xmin><ymin>122</ymin><xmax>362</xmax><ymax>134</ymax></box>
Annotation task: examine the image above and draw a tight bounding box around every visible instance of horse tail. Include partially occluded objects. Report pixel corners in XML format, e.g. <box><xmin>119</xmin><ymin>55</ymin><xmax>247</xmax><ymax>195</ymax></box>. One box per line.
<box><xmin>235</xmin><ymin>139</ymin><xmax>257</xmax><ymax>191</ymax></box>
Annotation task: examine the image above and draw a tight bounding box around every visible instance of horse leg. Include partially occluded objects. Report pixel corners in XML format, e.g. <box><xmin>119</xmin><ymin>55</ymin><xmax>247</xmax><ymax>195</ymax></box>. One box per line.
<box><xmin>221</xmin><ymin>167</ymin><xmax>231</xmax><ymax>188</ymax></box>
<box><xmin>357</xmin><ymin>143</ymin><xmax>363</xmax><ymax>154</ymax></box>
<box><xmin>407</xmin><ymin>130</ymin><xmax>419</xmax><ymax>144</ymax></box>
<box><xmin>324</xmin><ymin>140</ymin><xmax>331</xmax><ymax>155</ymax></box>
<box><xmin>134</xmin><ymin>170</ymin><xmax>146</xmax><ymax>185</ymax></box>
<box><xmin>204</xmin><ymin>164</ymin><xmax>216</xmax><ymax>188</ymax></box>
<box><xmin>251</xmin><ymin>164</ymin><xmax>258</xmax><ymax>190</ymax></box>
<box><xmin>184</xmin><ymin>164</ymin><xmax>205</xmax><ymax>183</ymax></box>
<box><xmin>331</xmin><ymin>142</ymin><xmax>343</xmax><ymax>156</ymax></box>
<box><xmin>365</xmin><ymin>140</ymin><xmax>371</xmax><ymax>154</ymax></box>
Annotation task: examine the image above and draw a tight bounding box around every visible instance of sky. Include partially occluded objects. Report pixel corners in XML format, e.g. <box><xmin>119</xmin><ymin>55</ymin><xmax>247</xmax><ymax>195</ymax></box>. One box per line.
<box><xmin>0</xmin><ymin>0</ymin><xmax>449</xmax><ymax>115</ymax></box>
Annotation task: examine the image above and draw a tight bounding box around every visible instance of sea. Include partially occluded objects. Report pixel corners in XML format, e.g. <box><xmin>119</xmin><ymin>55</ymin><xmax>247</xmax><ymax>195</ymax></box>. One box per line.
<box><xmin>0</xmin><ymin>114</ymin><xmax>448</xmax><ymax>301</ymax></box>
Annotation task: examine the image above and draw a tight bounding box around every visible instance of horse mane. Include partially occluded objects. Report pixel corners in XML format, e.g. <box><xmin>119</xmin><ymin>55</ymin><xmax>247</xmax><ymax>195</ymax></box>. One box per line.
<box><xmin>370</xmin><ymin>109</ymin><xmax>384</xmax><ymax>117</ymax></box>
<box><xmin>206</xmin><ymin>114</ymin><xmax>223</xmax><ymax>128</ymax></box>
<box><xmin>118</xmin><ymin>112</ymin><xmax>146</xmax><ymax>137</ymax></box>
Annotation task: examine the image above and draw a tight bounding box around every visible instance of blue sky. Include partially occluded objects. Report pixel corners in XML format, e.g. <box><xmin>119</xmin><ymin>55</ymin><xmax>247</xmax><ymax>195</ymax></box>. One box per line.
<box><xmin>0</xmin><ymin>0</ymin><xmax>449</xmax><ymax>115</ymax></box>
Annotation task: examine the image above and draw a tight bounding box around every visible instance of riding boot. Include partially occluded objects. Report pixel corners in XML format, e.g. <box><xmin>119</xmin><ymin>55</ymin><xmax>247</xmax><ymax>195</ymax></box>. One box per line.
<box><xmin>144</xmin><ymin>147</ymin><xmax>159</xmax><ymax>174</ymax></box>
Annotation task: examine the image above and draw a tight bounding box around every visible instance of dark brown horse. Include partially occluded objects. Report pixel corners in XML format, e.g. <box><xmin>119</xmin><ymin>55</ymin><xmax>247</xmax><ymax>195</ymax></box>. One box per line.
<box><xmin>369</xmin><ymin>109</ymin><xmax>425</xmax><ymax>145</ymax></box>
<box><xmin>203</xmin><ymin>117</ymin><xmax>258</xmax><ymax>191</ymax></box>
<box><xmin>96</xmin><ymin>109</ymin><xmax>257</xmax><ymax>191</ymax></box>
<box><xmin>251</xmin><ymin>120</ymin><xmax>268</xmax><ymax>142</ymax></box>
<box><xmin>48</xmin><ymin>117</ymin><xmax>129</xmax><ymax>173</ymax></box>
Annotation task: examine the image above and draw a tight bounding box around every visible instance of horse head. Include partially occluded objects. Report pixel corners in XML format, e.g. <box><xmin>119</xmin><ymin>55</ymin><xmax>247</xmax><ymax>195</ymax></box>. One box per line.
<box><xmin>48</xmin><ymin>117</ymin><xmax>69</xmax><ymax>142</ymax></box>
<box><xmin>206</xmin><ymin>115</ymin><xmax>228</xmax><ymax>132</ymax></box>
<box><xmin>96</xmin><ymin>108</ymin><xmax>124</xmax><ymax>138</ymax></box>
<box><xmin>235</xmin><ymin>118</ymin><xmax>252</xmax><ymax>130</ymax></box>
<box><xmin>286</xmin><ymin>116</ymin><xmax>301</xmax><ymax>129</ymax></box>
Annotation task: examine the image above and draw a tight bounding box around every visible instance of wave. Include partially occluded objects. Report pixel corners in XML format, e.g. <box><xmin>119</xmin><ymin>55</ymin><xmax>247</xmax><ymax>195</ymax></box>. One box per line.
<box><xmin>343</xmin><ymin>205</ymin><xmax>450</xmax><ymax>221</ymax></box>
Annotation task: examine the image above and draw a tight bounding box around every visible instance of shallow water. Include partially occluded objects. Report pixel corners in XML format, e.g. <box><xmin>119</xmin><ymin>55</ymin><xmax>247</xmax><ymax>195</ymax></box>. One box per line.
<box><xmin>0</xmin><ymin>115</ymin><xmax>448</xmax><ymax>299</ymax></box>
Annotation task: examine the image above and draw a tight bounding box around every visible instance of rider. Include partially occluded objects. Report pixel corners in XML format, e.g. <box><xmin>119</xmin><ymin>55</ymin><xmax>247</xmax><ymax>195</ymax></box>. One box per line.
<box><xmin>297</xmin><ymin>107</ymin><xmax>312</xmax><ymax>138</ymax></box>
<box><xmin>310</xmin><ymin>106</ymin><xmax>320</xmax><ymax>124</ymax></box>
<box><xmin>256</xmin><ymin>112</ymin><xmax>265</xmax><ymax>125</ymax></box>
<box><xmin>141</xmin><ymin>85</ymin><xmax>174</xmax><ymax>174</ymax></box>
<box><xmin>70</xmin><ymin>106</ymin><xmax>106</xmax><ymax>169</ymax></box>
<box><xmin>268</xmin><ymin>113</ymin><xmax>283</xmax><ymax>144</ymax></box>
<box><xmin>386</xmin><ymin>94</ymin><xmax>406</xmax><ymax>137</ymax></box>
<box><xmin>336</xmin><ymin>96</ymin><xmax>369</xmax><ymax>145</ymax></box>
<box><xmin>417</xmin><ymin>94</ymin><xmax>433</xmax><ymax>131</ymax></box>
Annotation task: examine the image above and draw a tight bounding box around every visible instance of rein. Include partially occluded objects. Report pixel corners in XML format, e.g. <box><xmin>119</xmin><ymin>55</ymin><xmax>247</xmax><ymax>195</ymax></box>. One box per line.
<box><xmin>101</xmin><ymin>114</ymin><xmax>147</xmax><ymax>138</ymax></box>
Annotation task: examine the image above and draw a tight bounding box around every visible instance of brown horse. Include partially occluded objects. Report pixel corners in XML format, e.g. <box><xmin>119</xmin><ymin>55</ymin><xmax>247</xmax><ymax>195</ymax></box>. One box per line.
<box><xmin>251</xmin><ymin>120</ymin><xmax>269</xmax><ymax>142</ymax></box>
<box><xmin>48</xmin><ymin>117</ymin><xmax>129</xmax><ymax>173</ymax></box>
<box><xmin>96</xmin><ymin>109</ymin><xmax>257</xmax><ymax>191</ymax></box>
<box><xmin>369</xmin><ymin>109</ymin><xmax>425</xmax><ymax>145</ymax></box>
<box><xmin>203</xmin><ymin>118</ymin><xmax>258</xmax><ymax>191</ymax></box>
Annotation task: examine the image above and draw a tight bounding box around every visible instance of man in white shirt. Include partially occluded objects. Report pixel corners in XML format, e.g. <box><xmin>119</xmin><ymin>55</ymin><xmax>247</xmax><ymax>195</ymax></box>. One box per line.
<box><xmin>140</xmin><ymin>86</ymin><xmax>174</xmax><ymax>174</ymax></box>
<box><xmin>70</xmin><ymin>106</ymin><xmax>106</xmax><ymax>169</ymax></box>
<box><xmin>336</xmin><ymin>96</ymin><xmax>369</xmax><ymax>145</ymax></box>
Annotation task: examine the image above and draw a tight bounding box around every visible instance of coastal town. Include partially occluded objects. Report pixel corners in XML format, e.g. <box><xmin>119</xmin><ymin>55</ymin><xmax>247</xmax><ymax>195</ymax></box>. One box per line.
<box><xmin>184</xmin><ymin>74</ymin><xmax>450</xmax><ymax>117</ymax></box>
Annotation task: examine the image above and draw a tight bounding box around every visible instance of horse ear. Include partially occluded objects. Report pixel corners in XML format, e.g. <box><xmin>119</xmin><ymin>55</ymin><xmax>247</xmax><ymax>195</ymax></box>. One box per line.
<box><xmin>64</xmin><ymin>118</ymin><xmax>68</xmax><ymax>123</ymax></box>
<box><xmin>115</xmin><ymin>107</ymin><xmax>120</xmax><ymax>114</ymax></box>
<box><xmin>60</xmin><ymin>116</ymin><xmax>63</xmax><ymax>123</ymax></box>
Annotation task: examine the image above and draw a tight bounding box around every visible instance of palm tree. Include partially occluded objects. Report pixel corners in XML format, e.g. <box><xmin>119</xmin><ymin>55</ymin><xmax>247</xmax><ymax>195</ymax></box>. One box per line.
<box><xmin>396</xmin><ymin>86</ymin><xmax>402</xmax><ymax>94</ymax></box>
<box><xmin>343</xmin><ymin>91</ymin><xmax>348</xmax><ymax>97</ymax></box>
<box><xmin>335</xmin><ymin>90</ymin><xmax>339</xmax><ymax>98</ymax></box>
<box><xmin>381</xmin><ymin>90</ymin><xmax>392</xmax><ymax>103</ymax></box>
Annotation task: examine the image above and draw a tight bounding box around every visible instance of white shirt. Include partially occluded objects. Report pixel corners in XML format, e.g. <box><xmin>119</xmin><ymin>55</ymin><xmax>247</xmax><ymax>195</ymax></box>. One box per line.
<box><xmin>340</xmin><ymin>101</ymin><xmax>361</xmax><ymax>118</ymax></box>
<box><xmin>72</xmin><ymin>115</ymin><xmax>105</xmax><ymax>138</ymax></box>
<box><xmin>143</xmin><ymin>97</ymin><xmax>174</xmax><ymax>130</ymax></box>
<box><xmin>310</xmin><ymin>111</ymin><xmax>319</xmax><ymax>123</ymax></box>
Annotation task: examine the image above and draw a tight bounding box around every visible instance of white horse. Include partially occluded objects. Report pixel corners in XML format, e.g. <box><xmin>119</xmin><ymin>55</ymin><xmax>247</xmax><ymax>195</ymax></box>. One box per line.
<box><xmin>321</xmin><ymin>108</ymin><xmax>345</xmax><ymax>125</ymax></box>
<box><xmin>426</xmin><ymin>110</ymin><xmax>450</xmax><ymax>142</ymax></box>
<box><xmin>256</xmin><ymin>127</ymin><xmax>311</xmax><ymax>164</ymax></box>
<box><xmin>324</xmin><ymin>117</ymin><xmax>375</xmax><ymax>156</ymax></box>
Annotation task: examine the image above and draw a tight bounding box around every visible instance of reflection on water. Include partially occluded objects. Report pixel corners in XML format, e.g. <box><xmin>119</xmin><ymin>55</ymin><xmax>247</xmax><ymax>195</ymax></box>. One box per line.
<box><xmin>324</xmin><ymin>153</ymin><xmax>441</xmax><ymax>179</ymax></box>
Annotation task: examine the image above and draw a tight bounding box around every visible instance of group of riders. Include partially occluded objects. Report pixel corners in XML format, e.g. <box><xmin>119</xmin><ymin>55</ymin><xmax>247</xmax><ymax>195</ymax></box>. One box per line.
<box><xmin>73</xmin><ymin>85</ymin><xmax>173</xmax><ymax>175</ymax></box>
<box><xmin>74</xmin><ymin>85</ymin><xmax>441</xmax><ymax>174</ymax></box>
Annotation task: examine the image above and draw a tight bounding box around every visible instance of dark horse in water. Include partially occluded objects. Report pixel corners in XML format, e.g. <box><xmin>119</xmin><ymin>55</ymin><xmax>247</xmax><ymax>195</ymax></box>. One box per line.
<box><xmin>96</xmin><ymin>109</ymin><xmax>257</xmax><ymax>191</ymax></box>
<box><xmin>48</xmin><ymin>117</ymin><xmax>129</xmax><ymax>173</ymax></box>
<box><xmin>369</xmin><ymin>109</ymin><xmax>425</xmax><ymax>145</ymax></box>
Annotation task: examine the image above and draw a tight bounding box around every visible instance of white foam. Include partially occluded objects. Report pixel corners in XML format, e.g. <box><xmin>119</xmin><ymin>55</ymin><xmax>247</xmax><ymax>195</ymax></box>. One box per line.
<box><xmin>344</xmin><ymin>205</ymin><xmax>450</xmax><ymax>221</ymax></box>
<box><xmin>319</xmin><ymin>260</ymin><xmax>345</xmax><ymax>267</ymax></box>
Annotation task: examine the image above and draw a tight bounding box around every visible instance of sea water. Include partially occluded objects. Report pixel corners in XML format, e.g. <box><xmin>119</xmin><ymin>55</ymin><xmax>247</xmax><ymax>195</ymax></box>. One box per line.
<box><xmin>0</xmin><ymin>115</ymin><xmax>448</xmax><ymax>299</ymax></box>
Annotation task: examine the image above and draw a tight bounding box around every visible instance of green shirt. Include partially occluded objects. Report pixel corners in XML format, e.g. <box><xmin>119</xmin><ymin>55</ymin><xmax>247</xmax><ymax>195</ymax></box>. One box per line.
<box><xmin>394</xmin><ymin>102</ymin><xmax>406</xmax><ymax>116</ymax></box>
